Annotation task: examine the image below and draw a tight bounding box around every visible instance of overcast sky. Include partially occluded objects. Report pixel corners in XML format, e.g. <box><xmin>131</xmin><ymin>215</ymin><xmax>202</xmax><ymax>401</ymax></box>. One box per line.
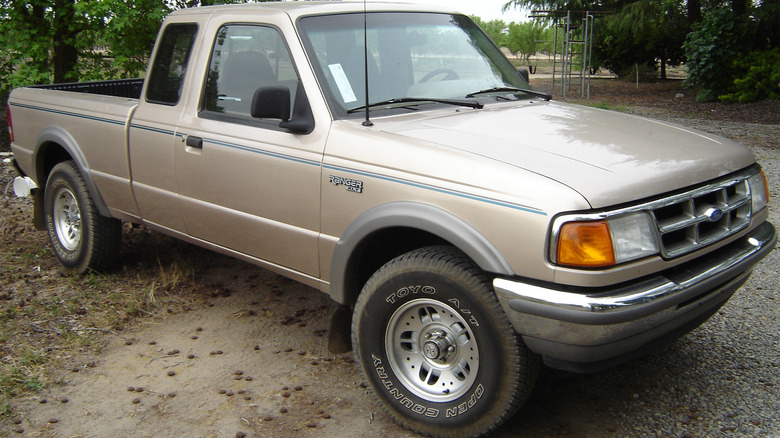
<box><xmin>367</xmin><ymin>0</ymin><xmax>530</xmax><ymax>22</ymax></box>
<box><xmin>421</xmin><ymin>0</ymin><xmax>528</xmax><ymax>21</ymax></box>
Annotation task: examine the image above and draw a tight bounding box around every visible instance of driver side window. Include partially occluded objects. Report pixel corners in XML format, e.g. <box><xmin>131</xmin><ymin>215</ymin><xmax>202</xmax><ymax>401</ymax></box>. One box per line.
<box><xmin>202</xmin><ymin>24</ymin><xmax>298</xmax><ymax>121</ymax></box>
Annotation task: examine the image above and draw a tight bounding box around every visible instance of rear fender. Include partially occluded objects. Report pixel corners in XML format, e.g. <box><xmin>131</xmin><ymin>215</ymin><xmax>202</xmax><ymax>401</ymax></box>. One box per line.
<box><xmin>33</xmin><ymin>126</ymin><xmax>111</xmax><ymax>218</ymax></box>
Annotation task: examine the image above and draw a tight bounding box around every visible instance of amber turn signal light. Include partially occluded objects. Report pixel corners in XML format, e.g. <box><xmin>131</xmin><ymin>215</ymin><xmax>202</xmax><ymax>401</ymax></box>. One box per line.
<box><xmin>557</xmin><ymin>220</ymin><xmax>616</xmax><ymax>268</ymax></box>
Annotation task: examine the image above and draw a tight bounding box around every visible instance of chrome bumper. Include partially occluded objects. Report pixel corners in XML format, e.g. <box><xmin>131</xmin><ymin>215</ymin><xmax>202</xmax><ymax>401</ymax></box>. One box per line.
<box><xmin>493</xmin><ymin>221</ymin><xmax>776</xmax><ymax>372</ymax></box>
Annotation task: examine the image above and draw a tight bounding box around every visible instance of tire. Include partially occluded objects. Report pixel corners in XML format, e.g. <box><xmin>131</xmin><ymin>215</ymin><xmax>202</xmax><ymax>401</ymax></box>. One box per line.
<box><xmin>44</xmin><ymin>161</ymin><xmax>121</xmax><ymax>273</ymax></box>
<box><xmin>352</xmin><ymin>246</ymin><xmax>539</xmax><ymax>437</ymax></box>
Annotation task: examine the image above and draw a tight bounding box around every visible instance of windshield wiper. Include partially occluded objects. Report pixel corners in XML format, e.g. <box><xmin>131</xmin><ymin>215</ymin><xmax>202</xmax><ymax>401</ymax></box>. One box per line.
<box><xmin>347</xmin><ymin>97</ymin><xmax>483</xmax><ymax>114</ymax></box>
<box><xmin>466</xmin><ymin>87</ymin><xmax>551</xmax><ymax>101</ymax></box>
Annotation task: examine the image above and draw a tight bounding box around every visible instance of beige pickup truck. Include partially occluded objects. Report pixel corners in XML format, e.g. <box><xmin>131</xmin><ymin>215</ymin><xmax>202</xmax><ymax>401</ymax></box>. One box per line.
<box><xmin>8</xmin><ymin>2</ymin><xmax>776</xmax><ymax>437</ymax></box>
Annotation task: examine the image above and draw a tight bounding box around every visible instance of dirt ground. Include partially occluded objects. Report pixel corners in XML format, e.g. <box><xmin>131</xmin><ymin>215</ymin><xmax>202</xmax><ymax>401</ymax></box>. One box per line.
<box><xmin>1</xmin><ymin>78</ymin><xmax>778</xmax><ymax>437</ymax></box>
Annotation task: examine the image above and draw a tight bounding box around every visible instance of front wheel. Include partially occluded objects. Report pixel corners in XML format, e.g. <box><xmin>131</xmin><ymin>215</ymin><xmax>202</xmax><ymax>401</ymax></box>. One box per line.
<box><xmin>352</xmin><ymin>246</ymin><xmax>539</xmax><ymax>437</ymax></box>
<box><xmin>44</xmin><ymin>161</ymin><xmax>121</xmax><ymax>273</ymax></box>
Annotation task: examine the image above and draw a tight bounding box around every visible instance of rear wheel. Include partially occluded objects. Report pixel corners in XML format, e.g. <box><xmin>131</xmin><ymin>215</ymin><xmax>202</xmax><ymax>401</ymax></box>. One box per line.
<box><xmin>352</xmin><ymin>246</ymin><xmax>539</xmax><ymax>437</ymax></box>
<box><xmin>44</xmin><ymin>161</ymin><xmax>121</xmax><ymax>273</ymax></box>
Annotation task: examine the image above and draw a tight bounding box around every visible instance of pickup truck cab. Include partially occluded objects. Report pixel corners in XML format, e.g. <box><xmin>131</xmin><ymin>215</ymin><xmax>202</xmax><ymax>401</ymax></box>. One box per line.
<box><xmin>8</xmin><ymin>3</ymin><xmax>775</xmax><ymax>437</ymax></box>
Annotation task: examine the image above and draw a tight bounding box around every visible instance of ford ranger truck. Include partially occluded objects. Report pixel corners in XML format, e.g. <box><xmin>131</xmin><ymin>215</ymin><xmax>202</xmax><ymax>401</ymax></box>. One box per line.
<box><xmin>7</xmin><ymin>3</ymin><xmax>776</xmax><ymax>437</ymax></box>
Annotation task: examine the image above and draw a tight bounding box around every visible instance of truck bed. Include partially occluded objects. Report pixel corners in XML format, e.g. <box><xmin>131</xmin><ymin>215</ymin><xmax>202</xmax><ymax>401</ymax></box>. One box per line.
<box><xmin>29</xmin><ymin>78</ymin><xmax>144</xmax><ymax>99</ymax></box>
<box><xmin>9</xmin><ymin>80</ymin><xmax>142</xmax><ymax>219</ymax></box>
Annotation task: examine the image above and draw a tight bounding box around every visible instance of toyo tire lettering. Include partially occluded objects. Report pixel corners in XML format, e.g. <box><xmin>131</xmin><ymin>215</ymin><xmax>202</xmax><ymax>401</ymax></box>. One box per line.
<box><xmin>352</xmin><ymin>246</ymin><xmax>539</xmax><ymax>437</ymax></box>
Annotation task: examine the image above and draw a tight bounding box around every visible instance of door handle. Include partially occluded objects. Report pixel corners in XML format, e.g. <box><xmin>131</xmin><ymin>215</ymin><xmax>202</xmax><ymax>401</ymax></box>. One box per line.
<box><xmin>186</xmin><ymin>136</ymin><xmax>203</xmax><ymax>149</ymax></box>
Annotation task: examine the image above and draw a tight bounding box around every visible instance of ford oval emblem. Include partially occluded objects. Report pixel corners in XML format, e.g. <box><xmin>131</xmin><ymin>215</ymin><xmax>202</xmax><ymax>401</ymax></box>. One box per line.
<box><xmin>704</xmin><ymin>207</ymin><xmax>724</xmax><ymax>222</ymax></box>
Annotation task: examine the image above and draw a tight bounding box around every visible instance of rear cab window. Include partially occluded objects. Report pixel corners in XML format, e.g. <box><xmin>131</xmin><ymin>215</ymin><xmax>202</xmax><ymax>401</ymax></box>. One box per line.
<box><xmin>146</xmin><ymin>23</ymin><xmax>199</xmax><ymax>105</ymax></box>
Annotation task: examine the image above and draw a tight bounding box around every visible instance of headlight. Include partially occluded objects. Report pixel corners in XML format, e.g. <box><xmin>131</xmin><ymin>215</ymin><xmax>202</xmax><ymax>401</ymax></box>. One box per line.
<box><xmin>608</xmin><ymin>213</ymin><xmax>660</xmax><ymax>263</ymax></box>
<box><xmin>554</xmin><ymin>212</ymin><xmax>659</xmax><ymax>268</ymax></box>
<box><xmin>748</xmin><ymin>170</ymin><xmax>769</xmax><ymax>213</ymax></box>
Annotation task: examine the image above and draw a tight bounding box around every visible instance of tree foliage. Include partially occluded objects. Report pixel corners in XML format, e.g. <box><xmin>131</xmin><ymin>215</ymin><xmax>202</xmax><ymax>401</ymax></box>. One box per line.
<box><xmin>595</xmin><ymin>0</ymin><xmax>688</xmax><ymax>79</ymax></box>
<box><xmin>0</xmin><ymin>0</ymin><xmax>170</xmax><ymax>95</ymax></box>
<box><xmin>504</xmin><ymin>0</ymin><xmax>690</xmax><ymax>80</ymax></box>
<box><xmin>470</xmin><ymin>15</ymin><xmax>509</xmax><ymax>47</ymax></box>
<box><xmin>719</xmin><ymin>48</ymin><xmax>780</xmax><ymax>102</ymax></box>
<box><xmin>0</xmin><ymin>0</ymin><xmax>266</xmax><ymax>98</ymax></box>
<box><xmin>1</xmin><ymin>0</ymin><xmax>777</xmax><ymax>102</ymax></box>
<box><xmin>75</xmin><ymin>0</ymin><xmax>171</xmax><ymax>81</ymax></box>
<box><xmin>505</xmin><ymin>22</ymin><xmax>551</xmax><ymax>64</ymax></box>
<box><xmin>683</xmin><ymin>7</ymin><xmax>756</xmax><ymax>101</ymax></box>
<box><xmin>471</xmin><ymin>15</ymin><xmax>554</xmax><ymax>64</ymax></box>
<box><xmin>684</xmin><ymin>1</ymin><xmax>779</xmax><ymax>101</ymax></box>
<box><xmin>504</xmin><ymin>0</ymin><xmax>779</xmax><ymax>100</ymax></box>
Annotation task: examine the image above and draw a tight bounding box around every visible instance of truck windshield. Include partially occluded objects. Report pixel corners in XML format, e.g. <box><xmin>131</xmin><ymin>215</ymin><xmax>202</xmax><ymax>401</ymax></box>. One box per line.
<box><xmin>297</xmin><ymin>12</ymin><xmax>529</xmax><ymax>116</ymax></box>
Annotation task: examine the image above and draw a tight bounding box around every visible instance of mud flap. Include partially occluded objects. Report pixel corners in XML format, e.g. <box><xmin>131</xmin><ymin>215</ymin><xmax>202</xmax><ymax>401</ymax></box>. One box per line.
<box><xmin>328</xmin><ymin>304</ymin><xmax>353</xmax><ymax>354</ymax></box>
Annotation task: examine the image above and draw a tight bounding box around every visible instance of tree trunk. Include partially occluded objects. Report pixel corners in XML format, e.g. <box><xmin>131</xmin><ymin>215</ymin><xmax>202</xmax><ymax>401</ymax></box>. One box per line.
<box><xmin>687</xmin><ymin>0</ymin><xmax>702</xmax><ymax>24</ymax></box>
<box><xmin>731</xmin><ymin>0</ymin><xmax>748</xmax><ymax>16</ymax></box>
<box><xmin>52</xmin><ymin>0</ymin><xmax>79</xmax><ymax>83</ymax></box>
<box><xmin>660</xmin><ymin>58</ymin><xmax>667</xmax><ymax>80</ymax></box>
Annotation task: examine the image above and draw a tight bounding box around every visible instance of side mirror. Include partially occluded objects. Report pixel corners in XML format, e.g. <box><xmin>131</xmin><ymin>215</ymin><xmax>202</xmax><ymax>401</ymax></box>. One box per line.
<box><xmin>251</xmin><ymin>86</ymin><xmax>290</xmax><ymax>120</ymax></box>
<box><xmin>517</xmin><ymin>68</ymin><xmax>530</xmax><ymax>84</ymax></box>
<box><xmin>251</xmin><ymin>83</ymin><xmax>315</xmax><ymax>134</ymax></box>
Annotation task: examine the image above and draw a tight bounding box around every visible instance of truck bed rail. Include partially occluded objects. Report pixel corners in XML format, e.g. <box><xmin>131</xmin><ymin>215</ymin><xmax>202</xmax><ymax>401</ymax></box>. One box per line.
<box><xmin>30</xmin><ymin>78</ymin><xmax>144</xmax><ymax>99</ymax></box>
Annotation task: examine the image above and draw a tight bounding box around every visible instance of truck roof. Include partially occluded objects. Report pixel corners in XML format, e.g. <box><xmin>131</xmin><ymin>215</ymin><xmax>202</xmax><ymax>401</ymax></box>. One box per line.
<box><xmin>167</xmin><ymin>1</ymin><xmax>462</xmax><ymax>20</ymax></box>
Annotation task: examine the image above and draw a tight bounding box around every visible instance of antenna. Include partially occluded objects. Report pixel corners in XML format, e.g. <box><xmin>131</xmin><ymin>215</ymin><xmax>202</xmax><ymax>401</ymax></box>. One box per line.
<box><xmin>361</xmin><ymin>0</ymin><xmax>373</xmax><ymax>127</ymax></box>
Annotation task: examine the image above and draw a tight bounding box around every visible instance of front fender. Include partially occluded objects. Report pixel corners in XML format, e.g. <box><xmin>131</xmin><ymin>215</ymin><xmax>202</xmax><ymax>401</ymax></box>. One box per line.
<box><xmin>329</xmin><ymin>201</ymin><xmax>515</xmax><ymax>305</ymax></box>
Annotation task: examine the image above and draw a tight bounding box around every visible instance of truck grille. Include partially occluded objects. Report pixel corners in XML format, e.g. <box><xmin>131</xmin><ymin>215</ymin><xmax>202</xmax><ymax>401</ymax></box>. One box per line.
<box><xmin>649</xmin><ymin>175</ymin><xmax>752</xmax><ymax>259</ymax></box>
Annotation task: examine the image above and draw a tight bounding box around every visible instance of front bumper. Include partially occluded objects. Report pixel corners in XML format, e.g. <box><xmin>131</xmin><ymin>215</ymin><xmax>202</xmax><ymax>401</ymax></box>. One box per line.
<box><xmin>493</xmin><ymin>221</ymin><xmax>776</xmax><ymax>372</ymax></box>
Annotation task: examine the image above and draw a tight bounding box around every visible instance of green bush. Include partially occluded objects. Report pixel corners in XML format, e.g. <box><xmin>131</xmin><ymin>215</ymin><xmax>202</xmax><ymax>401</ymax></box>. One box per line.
<box><xmin>683</xmin><ymin>8</ymin><xmax>755</xmax><ymax>102</ymax></box>
<box><xmin>719</xmin><ymin>49</ymin><xmax>780</xmax><ymax>102</ymax></box>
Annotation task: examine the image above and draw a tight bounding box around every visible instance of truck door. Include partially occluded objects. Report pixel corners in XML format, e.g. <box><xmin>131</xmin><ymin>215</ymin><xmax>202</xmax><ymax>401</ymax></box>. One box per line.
<box><xmin>129</xmin><ymin>21</ymin><xmax>198</xmax><ymax>233</ymax></box>
<box><xmin>174</xmin><ymin>22</ymin><xmax>326</xmax><ymax>277</ymax></box>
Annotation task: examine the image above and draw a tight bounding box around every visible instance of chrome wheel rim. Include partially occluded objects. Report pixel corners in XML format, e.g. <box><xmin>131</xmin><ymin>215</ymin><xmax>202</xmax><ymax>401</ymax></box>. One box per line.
<box><xmin>385</xmin><ymin>298</ymin><xmax>479</xmax><ymax>402</ymax></box>
<box><xmin>53</xmin><ymin>187</ymin><xmax>81</xmax><ymax>251</ymax></box>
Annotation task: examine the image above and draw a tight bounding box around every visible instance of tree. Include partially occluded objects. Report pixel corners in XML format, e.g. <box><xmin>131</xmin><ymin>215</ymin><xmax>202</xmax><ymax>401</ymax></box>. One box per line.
<box><xmin>470</xmin><ymin>16</ymin><xmax>508</xmax><ymax>47</ymax></box>
<box><xmin>0</xmin><ymin>0</ymin><xmax>273</xmax><ymax>98</ymax></box>
<box><xmin>683</xmin><ymin>7</ymin><xmax>756</xmax><ymax>101</ymax></box>
<box><xmin>504</xmin><ymin>0</ymin><xmax>691</xmax><ymax>79</ymax></box>
<box><xmin>0</xmin><ymin>0</ymin><xmax>170</xmax><ymax>94</ymax></box>
<box><xmin>683</xmin><ymin>0</ymin><xmax>780</xmax><ymax>102</ymax></box>
<box><xmin>505</xmin><ymin>22</ymin><xmax>549</xmax><ymax>64</ymax></box>
<box><xmin>0</xmin><ymin>1</ymin><xmax>58</xmax><ymax>88</ymax></box>
<box><xmin>75</xmin><ymin>0</ymin><xmax>171</xmax><ymax>80</ymax></box>
<box><xmin>595</xmin><ymin>0</ymin><xmax>688</xmax><ymax>79</ymax></box>
<box><xmin>51</xmin><ymin>0</ymin><xmax>79</xmax><ymax>83</ymax></box>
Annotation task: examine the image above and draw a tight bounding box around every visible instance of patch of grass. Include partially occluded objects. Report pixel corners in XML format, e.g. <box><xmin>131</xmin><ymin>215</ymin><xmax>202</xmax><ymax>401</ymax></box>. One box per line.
<box><xmin>83</xmin><ymin>270</ymin><xmax>115</xmax><ymax>290</ymax></box>
<box><xmin>157</xmin><ymin>257</ymin><xmax>196</xmax><ymax>291</ymax></box>
<box><xmin>19</xmin><ymin>349</ymin><xmax>46</xmax><ymax>368</ymax></box>
<box><xmin>0</xmin><ymin>349</ymin><xmax>48</xmax><ymax>401</ymax></box>
<box><xmin>0</xmin><ymin>305</ymin><xmax>19</xmax><ymax>322</ymax></box>
<box><xmin>146</xmin><ymin>283</ymin><xmax>157</xmax><ymax>308</ymax></box>
<box><xmin>0</xmin><ymin>401</ymin><xmax>11</xmax><ymax>417</ymax></box>
<box><xmin>588</xmin><ymin>100</ymin><xmax>629</xmax><ymax>112</ymax></box>
<box><xmin>60</xmin><ymin>328</ymin><xmax>96</xmax><ymax>350</ymax></box>
<box><xmin>0</xmin><ymin>367</ymin><xmax>46</xmax><ymax>395</ymax></box>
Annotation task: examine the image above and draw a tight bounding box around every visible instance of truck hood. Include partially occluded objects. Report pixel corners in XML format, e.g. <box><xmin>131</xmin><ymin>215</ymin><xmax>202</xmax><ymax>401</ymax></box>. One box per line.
<box><xmin>377</xmin><ymin>101</ymin><xmax>756</xmax><ymax>208</ymax></box>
